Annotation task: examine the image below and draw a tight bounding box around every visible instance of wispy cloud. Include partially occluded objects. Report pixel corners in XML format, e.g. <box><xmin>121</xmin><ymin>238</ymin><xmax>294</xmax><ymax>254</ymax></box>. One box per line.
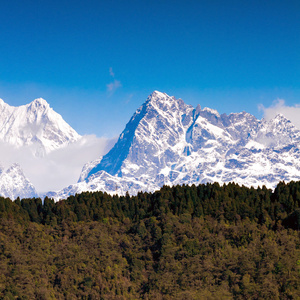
<box><xmin>125</xmin><ymin>93</ymin><xmax>133</xmax><ymax>104</ymax></box>
<box><xmin>106</xmin><ymin>67</ymin><xmax>122</xmax><ymax>94</ymax></box>
<box><xmin>106</xmin><ymin>79</ymin><xmax>122</xmax><ymax>93</ymax></box>
<box><xmin>259</xmin><ymin>99</ymin><xmax>300</xmax><ymax>129</ymax></box>
<box><xmin>109</xmin><ymin>67</ymin><xmax>115</xmax><ymax>77</ymax></box>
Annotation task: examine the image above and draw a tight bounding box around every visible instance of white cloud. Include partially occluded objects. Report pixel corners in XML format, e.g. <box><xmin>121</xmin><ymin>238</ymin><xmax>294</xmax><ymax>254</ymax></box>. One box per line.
<box><xmin>109</xmin><ymin>67</ymin><xmax>115</xmax><ymax>77</ymax></box>
<box><xmin>106</xmin><ymin>67</ymin><xmax>122</xmax><ymax>94</ymax></box>
<box><xmin>0</xmin><ymin>135</ymin><xmax>117</xmax><ymax>194</ymax></box>
<box><xmin>106</xmin><ymin>79</ymin><xmax>122</xmax><ymax>93</ymax></box>
<box><xmin>259</xmin><ymin>99</ymin><xmax>300</xmax><ymax>129</ymax></box>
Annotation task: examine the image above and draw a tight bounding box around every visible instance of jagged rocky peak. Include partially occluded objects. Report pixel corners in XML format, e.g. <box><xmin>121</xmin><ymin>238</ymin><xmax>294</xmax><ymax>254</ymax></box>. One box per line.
<box><xmin>31</xmin><ymin>97</ymin><xmax>49</xmax><ymax>106</ymax></box>
<box><xmin>273</xmin><ymin>113</ymin><xmax>289</xmax><ymax>121</ymax></box>
<box><xmin>202</xmin><ymin>107</ymin><xmax>220</xmax><ymax>117</ymax></box>
<box><xmin>227</xmin><ymin>111</ymin><xmax>257</xmax><ymax>124</ymax></box>
<box><xmin>261</xmin><ymin>114</ymin><xmax>299</xmax><ymax>134</ymax></box>
<box><xmin>86</xmin><ymin>90</ymin><xmax>228</xmax><ymax>181</ymax></box>
<box><xmin>146</xmin><ymin>90</ymin><xmax>188</xmax><ymax>113</ymax></box>
<box><xmin>27</xmin><ymin>98</ymin><xmax>50</xmax><ymax>111</ymax></box>
<box><xmin>252</xmin><ymin>113</ymin><xmax>300</xmax><ymax>148</ymax></box>
<box><xmin>195</xmin><ymin>103</ymin><xmax>201</xmax><ymax>114</ymax></box>
<box><xmin>147</xmin><ymin>90</ymin><xmax>169</xmax><ymax>104</ymax></box>
<box><xmin>270</xmin><ymin>114</ymin><xmax>294</xmax><ymax>128</ymax></box>
<box><xmin>85</xmin><ymin>91</ymin><xmax>192</xmax><ymax>179</ymax></box>
<box><xmin>0</xmin><ymin>97</ymin><xmax>50</xmax><ymax>113</ymax></box>
<box><xmin>0</xmin><ymin>163</ymin><xmax>37</xmax><ymax>199</ymax></box>
<box><xmin>7</xmin><ymin>162</ymin><xmax>22</xmax><ymax>173</ymax></box>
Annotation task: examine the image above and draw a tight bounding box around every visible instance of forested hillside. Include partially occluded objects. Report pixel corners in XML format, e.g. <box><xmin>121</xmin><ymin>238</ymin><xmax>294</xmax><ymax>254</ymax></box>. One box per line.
<box><xmin>1</xmin><ymin>181</ymin><xmax>300</xmax><ymax>299</ymax></box>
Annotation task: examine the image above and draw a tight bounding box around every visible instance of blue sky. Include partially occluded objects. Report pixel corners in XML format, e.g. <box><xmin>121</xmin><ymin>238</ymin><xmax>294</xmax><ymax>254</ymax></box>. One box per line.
<box><xmin>0</xmin><ymin>0</ymin><xmax>299</xmax><ymax>137</ymax></box>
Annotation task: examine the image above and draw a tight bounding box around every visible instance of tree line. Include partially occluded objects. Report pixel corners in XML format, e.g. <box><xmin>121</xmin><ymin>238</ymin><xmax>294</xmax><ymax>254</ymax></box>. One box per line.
<box><xmin>0</xmin><ymin>181</ymin><xmax>300</xmax><ymax>299</ymax></box>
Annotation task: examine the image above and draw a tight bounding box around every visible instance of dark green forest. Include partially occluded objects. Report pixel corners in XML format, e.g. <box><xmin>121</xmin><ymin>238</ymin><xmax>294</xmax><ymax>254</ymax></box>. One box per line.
<box><xmin>0</xmin><ymin>181</ymin><xmax>300</xmax><ymax>299</ymax></box>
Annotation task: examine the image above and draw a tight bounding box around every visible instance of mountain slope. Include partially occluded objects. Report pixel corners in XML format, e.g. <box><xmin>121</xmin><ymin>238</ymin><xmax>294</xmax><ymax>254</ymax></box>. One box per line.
<box><xmin>0</xmin><ymin>98</ymin><xmax>81</xmax><ymax>199</ymax></box>
<box><xmin>0</xmin><ymin>164</ymin><xmax>37</xmax><ymax>199</ymax></box>
<box><xmin>0</xmin><ymin>98</ymin><xmax>80</xmax><ymax>156</ymax></box>
<box><xmin>51</xmin><ymin>91</ymin><xmax>300</xmax><ymax>200</ymax></box>
<box><xmin>87</xmin><ymin>91</ymin><xmax>194</xmax><ymax>178</ymax></box>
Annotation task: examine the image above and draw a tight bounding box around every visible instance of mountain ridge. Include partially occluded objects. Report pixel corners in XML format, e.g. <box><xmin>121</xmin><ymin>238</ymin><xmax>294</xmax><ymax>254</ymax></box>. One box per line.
<box><xmin>0</xmin><ymin>97</ymin><xmax>80</xmax><ymax>156</ymax></box>
<box><xmin>49</xmin><ymin>91</ymin><xmax>300</xmax><ymax>200</ymax></box>
<box><xmin>0</xmin><ymin>91</ymin><xmax>299</xmax><ymax>200</ymax></box>
<box><xmin>0</xmin><ymin>97</ymin><xmax>81</xmax><ymax>199</ymax></box>
<box><xmin>0</xmin><ymin>163</ymin><xmax>37</xmax><ymax>199</ymax></box>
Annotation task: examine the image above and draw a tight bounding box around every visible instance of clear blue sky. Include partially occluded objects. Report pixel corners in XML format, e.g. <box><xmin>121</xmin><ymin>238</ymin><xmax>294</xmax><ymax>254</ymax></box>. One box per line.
<box><xmin>0</xmin><ymin>0</ymin><xmax>299</xmax><ymax>137</ymax></box>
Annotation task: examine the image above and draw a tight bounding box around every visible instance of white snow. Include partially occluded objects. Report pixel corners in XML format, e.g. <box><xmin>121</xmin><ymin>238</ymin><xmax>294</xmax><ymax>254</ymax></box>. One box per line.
<box><xmin>245</xmin><ymin>140</ymin><xmax>265</xmax><ymax>150</ymax></box>
<box><xmin>0</xmin><ymin>97</ymin><xmax>82</xmax><ymax>198</ymax></box>
<box><xmin>0</xmin><ymin>98</ymin><xmax>80</xmax><ymax>155</ymax></box>
<box><xmin>1</xmin><ymin>91</ymin><xmax>300</xmax><ymax>201</ymax></box>
<box><xmin>202</xmin><ymin>107</ymin><xmax>220</xmax><ymax>117</ymax></box>
<box><xmin>49</xmin><ymin>91</ymin><xmax>300</xmax><ymax>201</ymax></box>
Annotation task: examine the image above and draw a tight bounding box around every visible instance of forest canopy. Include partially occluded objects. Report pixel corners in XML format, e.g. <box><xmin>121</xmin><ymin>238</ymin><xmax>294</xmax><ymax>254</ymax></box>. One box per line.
<box><xmin>0</xmin><ymin>181</ymin><xmax>300</xmax><ymax>299</ymax></box>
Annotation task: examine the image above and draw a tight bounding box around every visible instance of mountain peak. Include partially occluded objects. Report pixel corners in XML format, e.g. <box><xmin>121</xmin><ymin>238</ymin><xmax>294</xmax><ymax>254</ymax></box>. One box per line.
<box><xmin>0</xmin><ymin>163</ymin><xmax>37</xmax><ymax>199</ymax></box>
<box><xmin>146</xmin><ymin>91</ymin><xmax>187</xmax><ymax>114</ymax></box>
<box><xmin>151</xmin><ymin>90</ymin><xmax>167</xmax><ymax>98</ymax></box>
<box><xmin>0</xmin><ymin>98</ymin><xmax>13</xmax><ymax>112</ymax></box>
<box><xmin>147</xmin><ymin>91</ymin><xmax>169</xmax><ymax>104</ymax></box>
<box><xmin>29</xmin><ymin>98</ymin><xmax>50</xmax><ymax>109</ymax></box>
<box><xmin>273</xmin><ymin>113</ymin><xmax>290</xmax><ymax>122</ymax></box>
<box><xmin>262</xmin><ymin>113</ymin><xmax>291</xmax><ymax>125</ymax></box>
<box><xmin>7</xmin><ymin>163</ymin><xmax>22</xmax><ymax>173</ymax></box>
<box><xmin>0</xmin><ymin>96</ymin><xmax>80</xmax><ymax>155</ymax></box>
<box><xmin>263</xmin><ymin>114</ymin><xmax>293</xmax><ymax>129</ymax></box>
<box><xmin>51</xmin><ymin>91</ymin><xmax>300</xmax><ymax>200</ymax></box>
<box><xmin>202</xmin><ymin>107</ymin><xmax>220</xmax><ymax>117</ymax></box>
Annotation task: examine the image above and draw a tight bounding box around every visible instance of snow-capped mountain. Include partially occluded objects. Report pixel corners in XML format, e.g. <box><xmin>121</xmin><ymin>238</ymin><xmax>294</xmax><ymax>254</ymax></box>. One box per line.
<box><xmin>51</xmin><ymin>91</ymin><xmax>300</xmax><ymax>200</ymax></box>
<box><xmin>0</xmin><ymin>97</ymin><xmax>80</xmax><ymax>156</ymax></box>
<box><xmin>0</xmin><ymin>98</ymin><xmax>81</xmax><ymax>199</ymax></box>
<box><xmin>0</xmin><ymin>164</ymin><xmax>37</xmax><ymax>199</ymax></box>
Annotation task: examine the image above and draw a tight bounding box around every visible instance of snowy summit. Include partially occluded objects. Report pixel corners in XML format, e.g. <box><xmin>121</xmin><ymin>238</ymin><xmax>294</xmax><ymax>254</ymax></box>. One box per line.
<box><xmin>50</xmin><ymin>91</ymin><xmax>300</xmax><ymax>200</ymax></box>
<box><xmin>0</xmin><ymin>97</ymin><xmax>80</xmax><ymax>156</ymax></box>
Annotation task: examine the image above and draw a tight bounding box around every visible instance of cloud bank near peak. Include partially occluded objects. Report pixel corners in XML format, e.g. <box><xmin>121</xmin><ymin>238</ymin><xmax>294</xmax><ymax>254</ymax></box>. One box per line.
<box><xmin>0</xmin><ymin>135</ymin><xmax>117</xmax><ymax>194</ymax></box>
<box><xmin>259</xmin><ymin>99</ymin><xmax>300</xmax><ymax>129</ymax></box>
